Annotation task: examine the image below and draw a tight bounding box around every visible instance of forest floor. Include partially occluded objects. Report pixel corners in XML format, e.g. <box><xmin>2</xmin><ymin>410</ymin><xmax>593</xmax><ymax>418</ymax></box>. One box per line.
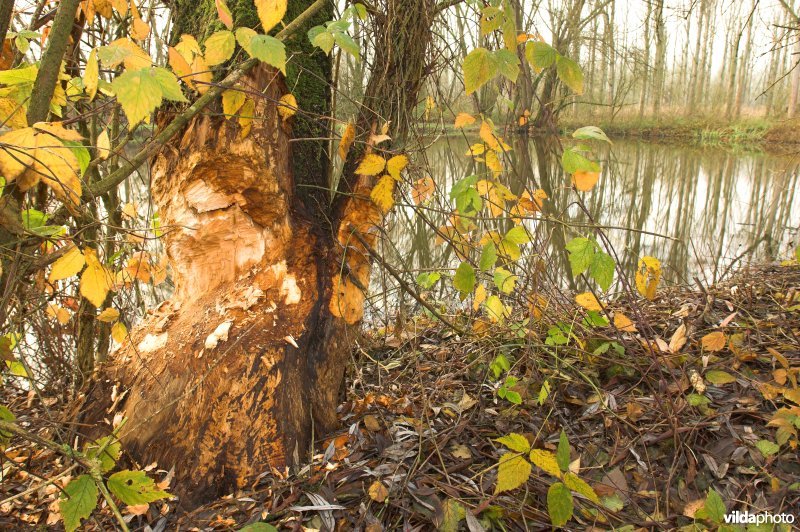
<box><xmin>2</xmin><ymin>262</ymin><xmax>800</xmax><ymax>531</ymax></box>
<box><xmin>558</xmin><ymin>116</ymin><xmax>800</xmax><ymax>150</ymax></box>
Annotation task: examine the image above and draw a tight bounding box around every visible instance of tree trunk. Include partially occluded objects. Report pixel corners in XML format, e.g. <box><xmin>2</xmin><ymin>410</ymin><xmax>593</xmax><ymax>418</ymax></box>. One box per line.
<box><xmin>76</xmin><ymin>0</ymin><xmax>437</xmax><ymax>509</ymax></box>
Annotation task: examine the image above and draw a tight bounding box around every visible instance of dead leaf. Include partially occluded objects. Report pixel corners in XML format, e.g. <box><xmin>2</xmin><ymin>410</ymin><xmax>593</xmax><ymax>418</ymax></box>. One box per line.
<box><xmin>368</xmin><ymin>480</ymin><xmax>389</xmax><ymax>502</ymax></box>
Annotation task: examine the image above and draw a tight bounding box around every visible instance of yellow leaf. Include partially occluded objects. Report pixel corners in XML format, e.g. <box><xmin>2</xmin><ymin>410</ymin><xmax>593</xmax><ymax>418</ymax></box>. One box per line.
<box><xmin>0</xmin><ymin>127</ymin><xmax>37</xmax><ymax>182</ymax></box>
<box><xmin>701</xmin><ymin>331</ymin><xmax>726</xmax><ymax>352</ymax></box>
<box><xmin>255</xmin><ymin>0</ymin><xmax>287</xmax><ymax>33</ymax></box>
<box><xmin>238</xmin><ymin>98</ymin><xmax>255</xmax><ymax>138</ymax></box>
<box><xmin>479</xmin><ymin>120</ymin><xmax>501</xmax><ymax>151</ymax></box>
<box><xmin>96</xmin><ymin>307</ymin><xmax>120</xmax><ymax>322</ymax></box>
<box><xmin>203</xmin><ymin>30</ymin><xmax>235</xmax><ymax>66</ymax></box>
<box><xmin>97</xmin><ymin>129</ymin><xmax>111</xmax><ymax>160</ymax></box>
<box><xmin>370</xmin><ymin>174</ymin><xmax>395</xmax><ymax>213</ymax></box>
<box><xmin>215</xmin><ymin>0</ymin><xmax>234</xmax><ymax>29</ymax></box>
<box><xmin>573</xmin><ymin>170</ymin><xmax>599</xmax><ymax>192</ymax></box>
<box><xmin>368</xmin><ymin>480</ymin><xmax>388</xmax><ymax>502</ymax></box>
<box><xmin>168</xmin><ymin>46</ymin><xmax>192</xmax><ymax>81</ymax></box>
<box><xmin>473</xmin><ymin>283</ymin><xmax>487</xmax><ymax>311</ymax></box>
<box><xmin>485</xmin><ymin>295</ymin><xmax>509</xmax><ymax>323</ymax></box>
<box><xmin>0</xmin><ymin>98</ymin><xmax>26</xmax><ymax>129</ymax></box>
<box><xmin>121</xmin><ymin>202</ymin><xmax>138</xmax><ymax>219</ymax></box>
<box><xmin>485</xmin><ymin>149</ymin><xmax>502</xmax><ymax>176</ymax></box>
<box><xmin>85</xmin><ymin>49</ymin><xmax>99</xmax><ymax>101</ymax></box>
<box><xmin>222</xmin><ymin>89</ymin><xmax>245</xmax><ymax>117</ymax></box>
<box><xmin>529</xmin><ymin>449</ymin><xmax>562</xmax><ymax>478</ymax></box>
<box><xmin>495</xmin><ymin>453</ymin><xmax>531</xmax><ymax>494</ymax></box>
<box><xmin>49</xmin><ymin>246</ymin><xmax>85</xmax><ymax>282</ymax></box>
<box><xmin>46</xmin><ymin>303</ymin><xmax>71</xmax><ymax>324</ymax></box>
<box><xmin>453</xmin><ymin>113</ymin><xmax>475</xmax><ymax>128</ymax></box>
<box><xmin>466</xmin><ymin>143</ymin><xmax>486</xmax><ymax>157</ymax></box>
<box><xmin>635</xmin><ymin>256</ymin><xmax>661</xmax><ymax>300</ymax></box>
<box><xmin>563</xmin><ymin>472</ymin><xmax>599</xmax><ymax>503</ymax></box>
<box><xmin>277</xmin><ymin>93</ymin><xmax>297</xmax><ymax>122</ymax></box>
<box><xmin>106</xmin><ymin>38</ymin><xmax>152</xmax><ymax>70</ymax></box>
<box><xmin>613</xmin><ymin>313</ymin><xmax>636</xmax><ymax>332</ymax></box>
<box><xmin>175</xmin><ymin>34</ymin><xmax>201</xmax><ymax>63</ymax></box>
<box><xmin>338</xmin><ymin>121</ymin><xmax>355</xmax><ymax>160</ymax></box>
<box><xmin>412</xmin><ymin>176</ymin><xmax>434</xmax><ymax>205</ymax></box>
<box><xmin>669</xmin><ymin>324</ymin><xmax>687</xmax><ymax>353</ymax></box>
<box><xmin>355</xmin><ymin>153</ymin><xmax>386</xmax><ymax>176</ymax></box>
<box><xmin>575</xmin><ymin>292</ymin><xmax>603</xmax><ymax>311</ymax></box>
<box><xmin>80</xmin><ymin>248</ymin><xmax>114</xmax><ymax>307</ymax></box>
<box><xmin>33</xmin><ymin>122</ymin><xmax>83</xmax><ymax>141</ymax></box>
<box><xmin>386</xmin><ymin>154</ymin><xmax>408</xmax><ymax>181</ymax></box>
<box><xmin>111</xmin><ymin>321</ymin><xmax>128</xmax><ymax>344</ymax></box>
<box><xmin>129</xmin><ymin>0</ymin><xmax>150</xmax><ymax>41</ymax></box>
<box><xmin>190</xmin><ymin>54</ymin><xmax>212</xmax><ymax>94</ymax></box>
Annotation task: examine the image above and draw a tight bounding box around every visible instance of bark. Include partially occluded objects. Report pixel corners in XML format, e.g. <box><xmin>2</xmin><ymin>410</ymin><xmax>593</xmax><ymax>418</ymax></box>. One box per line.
<box><xmin>77</xmin><ymin>0</ymin><xmax>437</xmax><ymax>509</ymax></box>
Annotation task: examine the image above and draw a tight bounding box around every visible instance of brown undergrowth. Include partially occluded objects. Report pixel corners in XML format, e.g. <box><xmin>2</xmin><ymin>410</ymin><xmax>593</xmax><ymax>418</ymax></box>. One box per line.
<box><xmin>1</xmin><ymin>263</ymin><xmax>799</xmax><ymax>530</ymax></box>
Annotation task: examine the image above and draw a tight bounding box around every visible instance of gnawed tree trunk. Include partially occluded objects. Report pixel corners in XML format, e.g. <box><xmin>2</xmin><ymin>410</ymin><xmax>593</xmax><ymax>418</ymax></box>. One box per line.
<box><xmin>77</xmin><ymin>0</ymin><xmax>438</xmax><ymax>508</ymax></box>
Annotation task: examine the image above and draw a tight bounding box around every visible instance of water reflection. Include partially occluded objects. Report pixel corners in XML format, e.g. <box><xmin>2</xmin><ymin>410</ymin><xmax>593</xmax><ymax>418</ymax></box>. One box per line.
<box><xmin>374</xmin><ymin>136</ymin><xmax>799</xmax><ymax>312</ymax></box>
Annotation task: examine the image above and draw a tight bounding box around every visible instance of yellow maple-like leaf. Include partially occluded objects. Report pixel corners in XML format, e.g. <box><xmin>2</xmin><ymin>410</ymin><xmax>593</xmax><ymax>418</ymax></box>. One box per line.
<box><xmin>277</xmin><ymin>93</ymin><xmax>297</xmax><ymax>122</ymax></box>
<box><xmin>168</xmin><ymin>46</ymin><xmax>192</xmax><ymax>82</ymax></box>
<box><xmin>255</xmin><ymin>0</ymin><xmax>287</xmax><ymax>33</ymax></box>
<box><xmin>129</xmin><ymin>0</ymin><xmax>150</xmax><ymax>41</ymax></box>
<box><xmin>190</xmin><ymin>54</ymin><xmax>212</xmax><ymax>94</ymax></box>
<box><xmin>613</xmin><ymin>312</ymin><xmax>636</xmax><ymax>332</ymax></box>
<box><xmin>238</xmin><ymin>98</ymin><xmax>255</xmax><ymax>139</ymax></box>
<box><xmin>529</xmin><ymin>449</ymin><xmax>562</xmax><ymax>478</ymax></box>
<box><xmin>386</xmin><ymin>154</ymin><xmax>408</xmax><ymax>181</ymax></box>
<box><xmin>96</xmin><ymin>307</ymin><xmax>120</xmax><ymax>322</ymax></box>
<box><xmin>453</xmin><ymin>112</ymin><xmax>475</xmax><ymax>128</ymax></box>
<box><xmin>0</xmin><ymin>98</ymin><xmax>26</xmax><ymax>129</ymax></box>
<box><xmin>635</xmin><ymin>256</ymin><xmax>661</xmax><ymax>300</ymax></box>
<box><xmin>701</xmin><ymin>331</ymin><xmax>726</xmax><ymax>352</ymax></box>
<box><xmin>80</xmin><ymin>248</ymin><xmax>114</xmax><ymax>307</ymax></box>
<box><xmin>573</xmin><ymin>170</ymin><xmax>600</xmax><ymax>192</ymax></box>
<box><xmin>33</xmin><ymin>122</ymin><xmax>83</xmax><ymax>141</ymax></box>
<box><xmin>355</xmin><ymin>153</ymin><xmax>386</xmax><ymax>176</ymax></box>
<box><xmin>111</xmin><ymin>321</ymin><xmax>128</xmax><ymax>344</ymax></box>
<box><xmin>479</xmin><ymin>120</ymin><xmax>501</xmax><ymax>151</ymax></box>
<box><xmin>105</xmin><ymin>38</ymin><xmax>152</xmax><ymax>70</ymax></box>
<box><xmin>222</xmin><ymin>89</ymin><xmax>245</xmax><ymax>117</ymax></box>
<box><xmin>49</xmin><ymin>246</ymin><xmax>85</xmax><ymax>282</ymax></box>
<box><xmin>485</xmin><ymin>149</ymin><xmax>502</xmax><ymax>176</ymax></box>
<box><xmin>370</xmin><ymin>174</ymin><xmax>395</xmax><ymax>213</ymax></box>
<box><xmin>466</xmin><ymin>143</ymin><xmax>486</xmax><ymax>157</ymax></box>
<box><xmin>46</xmin><ymin>303</ymin><xmax>71</xmax><ymax>324</ymax></box>
<box><xmin>575</xmin><ymin>292</ymin><xmax>603</xmax><ymax>311</ymax></box>
<box><xmin>495</xmin><ymin>453</ymin><xmax>531</xmax><ymax>494</ymax></box>
<box><xmin>412</xmin><ymin>176</ymin><xmax>434</xmax><ymax>205</ymax></box>
<box><xmin>338</xmin><ymin>121</ymin><xmax>355</xmax><ymax>160</ymax></box>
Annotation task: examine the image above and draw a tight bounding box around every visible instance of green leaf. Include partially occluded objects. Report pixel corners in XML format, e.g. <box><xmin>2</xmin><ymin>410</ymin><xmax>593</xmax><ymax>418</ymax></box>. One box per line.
<box><xmin>62</xmin><ymin>140</ymin><xmax>90</xmax><ymax>176</ymax></box>
<box><xmin>439</xmin><ymin>498</ymin><xmax>466</xmax><ymax>532</ymax></box>
<box><xmin>308</xmin><ymin>26</ymin><xmax>334</xmax><ymax>54</ymax></box>
<box><xmin>235</xmin><ymin>27</ymin><xmax>257</xmax><ymax>55</ymax></box>
<box><xmin>0</xmin><ymin>405</ymin><xmax>15</xmax><ymax>449</ymax></box>
<box><xmin>556</xmin><ymin>55</ymin><xmax>583</xmax><ymax>94</ymax></box>
<box><xmin>496</xmin><ymin>433</ymin><xmax>531</xmax><ymax>453</ymax></box>
<box><xmin>238</xmin><ymin>524</ymin><xmax>279</xmax><ymax>532</ymax></box>
<box><xmin>565</xmin><ymin>237</ymin><xmax>595</xmax><ymax>277</ymax></box>
<box><xmin>453</xmin><ymin>262</ymin><xmax>475</xmax><ymax>298</ymax></box>
<box><xmin>556</xmin><ymin>430</ymin><xmax>570</xmax><ymax>472</ymax></box>
<box><xmin>589</xmin><ymin>251</ymin><xmax>615</xmax><ymax>291</ymax></box>
<box><xmin>702</xmin><ymin>488</ymin><xmax>726</xmax><ymax>524</ymax></box>
<box><xmin>494</xmin><ymin>452</ymin><xmax>531</xmax><ymax>494</ymax></box>
<box><xmin>21</xmin><ymin>208</ymin><xmax>48</xmax><ymax>230</ymax></box>
<box><xmin>0</xmin><ymin>64</ymin><xmax>38</xmax><ymax>85</ymax></box>
<box><xmin>60</xmin><ymin>475</ymin><xmax>98</xmax><ymax>532</ymax></box>
<box><xmin>504</xmin><ymin>226</ymin><xmax>530</xmax><ymax>245</ymax></box>
<box><xmin>583</xmin><ymin>310</ymin><xmax>608</xmax><ymax>328</ymax></box>
<box><xmin>479</xmin><ymin>242</ymin><xmax>498</xmax><ymax>271</ymax></box>
<box><xmin>687</xmin><ymin>393</ymin><xmax>710</xmax><ymax>407</ymax></box>
<box><xmin>463</xmin><ymin>47</ymin><xmax>498</xmax><ymax>95</ymax></box>
<box><xmin>107</xmin><ymin>470</ymin><xmax>171</xmax><ymax>505</ymax></box>
<box><xmin>111</xmin><ymin>68</ymin><xmax>163</xmax><ymax>128</ymax></box>
<box><xmin>562</xmin><ymin>148</ymin><xmax>600</xmax><ymax>174</ymax></box>
<box><xmin>493</xmin><ymin>267</ymin><xmax>517</xmax><ymax>294</ymax></box>
<box><xmin>84</xmin><ymin>436</ymin><xmax>121</xmax><ymax>473</ymax></box>
<box><xmin>755</xmin><ymin>439</ymin><xmax>780</xmax><ymax>458</ymax></box>
<box><xmin>572</xmin><ymin>126</ymin><xmax>611</xmax><ymax>144</ymax></box>
<box><xmin>705</xmin><ymin>370</ymin><xmax>736</xmax><ymax>386</ymax></box>
<box><xmin>151</xmin><ymin>67</ymin><xmax>187</xmax><ymax>102</ymax></box>
<box><xmin>494</xmin><ymin>49</ymin><xmax>520</xmax><ymax>83</ymax></box>
<box><xmin>332</xmin><ymin>32</ymin><xmax>360</xmax><ymax>58</ymax></box>
<box><xmin>479</xmin><ymin>6</ymin><xmax>504</xmax><ymax>35</ymax></box>
<box><xmin>524</xmin><ymin>41</ymin><xmax>557</xmax><ymax>72</ymax></box>
<box><xmin>249</xmin><ymin>35</ymin><xmax>287</xmax><ymax>74</ymax></box>
<box><xmin>502</xmin><ymin>389</ymin><xmax>522</xmax><ymax>404</ymax></box>
<box><xmin>416</xmin><ymin>271</ymin><xmax>441</xmax><ymax>290</ymax></box>
<box><xmin>563</xmin><ymin>472</ymin><xmax>600</xmax><ymax>503</ymax></box>
<box><xmin>547</xmin><ymin>482</ymin><xmax>574</xmax><ymax>526</ymax></box>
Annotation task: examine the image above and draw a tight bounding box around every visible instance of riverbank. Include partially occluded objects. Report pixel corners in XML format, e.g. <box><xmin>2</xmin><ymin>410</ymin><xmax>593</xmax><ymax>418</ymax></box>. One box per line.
<box><xmin>559</xmin><ymin>116</ymin><xmax>800</xmax><ymax>150</ymax></box>
<box><xmin>1</xmin><ymin>261</ymin><xmax>798</xmax><ymax>529</ymax></box>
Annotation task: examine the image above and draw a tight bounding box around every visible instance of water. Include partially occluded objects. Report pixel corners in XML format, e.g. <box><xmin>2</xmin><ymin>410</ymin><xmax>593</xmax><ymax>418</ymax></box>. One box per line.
<box><xmin>369</xmin><ymin>136</ymin><xmax>800</xmax><ymax>314</ymax></box>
